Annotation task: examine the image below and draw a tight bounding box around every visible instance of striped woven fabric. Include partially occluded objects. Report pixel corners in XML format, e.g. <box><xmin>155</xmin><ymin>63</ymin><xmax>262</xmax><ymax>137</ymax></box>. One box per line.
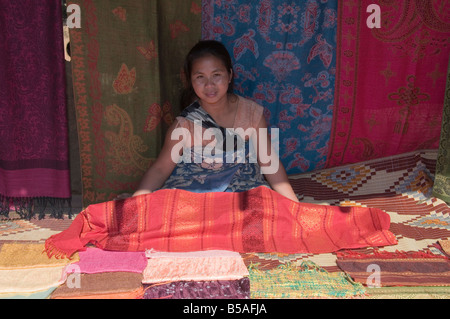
<box><xmin>44</xmin><ymin>186</ymin><xmax>396</xmax><ymax>259</ymax></box>
<box><xmin>336</xmin><ymin>250</ymin><xmax>450</xmax><ymax>287</ymax></box>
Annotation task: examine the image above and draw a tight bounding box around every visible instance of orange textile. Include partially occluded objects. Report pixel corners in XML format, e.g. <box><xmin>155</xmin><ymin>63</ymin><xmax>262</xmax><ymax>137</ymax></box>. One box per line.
<box><xmin>45</xmin><ymin>187</ymin><xmax>397</xmax><ymax>259</ymax></box>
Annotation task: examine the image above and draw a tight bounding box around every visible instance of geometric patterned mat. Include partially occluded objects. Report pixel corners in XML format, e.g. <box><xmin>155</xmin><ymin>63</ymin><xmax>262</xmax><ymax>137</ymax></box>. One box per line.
<box><xmin>243</xmin><ymin>150</ymin><xmax>450</xmax><ymax>272</ymax></box>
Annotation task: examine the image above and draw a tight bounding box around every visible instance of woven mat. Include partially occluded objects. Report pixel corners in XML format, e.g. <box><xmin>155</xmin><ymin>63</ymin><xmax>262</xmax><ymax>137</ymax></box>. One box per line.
<box><xmin>243</xmin><ymin>150</ymin><xmax>450</xmax><ymax>273</ymax></box>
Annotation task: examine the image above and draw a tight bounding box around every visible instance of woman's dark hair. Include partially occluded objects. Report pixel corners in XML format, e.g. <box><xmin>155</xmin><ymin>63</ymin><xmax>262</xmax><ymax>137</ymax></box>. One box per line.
<box><xmin>180</xmin><ymin>40</ymin><xmax>235</xmax><ymax>109</ymax></box>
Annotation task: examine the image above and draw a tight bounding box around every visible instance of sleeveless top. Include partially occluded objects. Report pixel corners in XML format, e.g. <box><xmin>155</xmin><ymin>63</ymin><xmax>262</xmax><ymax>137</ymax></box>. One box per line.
<box><xmin>160</xmin><ymin>96</ymin><xmax>270</xmax><ymax>193</ymax></box>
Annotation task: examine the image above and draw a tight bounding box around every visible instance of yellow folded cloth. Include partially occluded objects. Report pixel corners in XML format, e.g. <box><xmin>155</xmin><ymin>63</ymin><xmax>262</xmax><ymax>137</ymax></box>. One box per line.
<box><xmin>0</xmin><ymin>243</ymin><xmax>78</xmax><ymax>270</ymax></box>
<box><xmin>0</xmin><ymin>243</ymin><xmax>78</xmax><ymax>294</ymax></box>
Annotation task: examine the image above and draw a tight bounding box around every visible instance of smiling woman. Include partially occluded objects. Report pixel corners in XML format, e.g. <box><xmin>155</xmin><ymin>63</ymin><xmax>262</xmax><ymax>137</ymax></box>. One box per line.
<box><xmin>133</xmin><ymin>40</ymin><xmax>299</xmax><ymax>202</ymax></box>
<box><xmin>190</xmin><ymin>55</ymin><xmax>233</xmax><ymax>108</ymax></box>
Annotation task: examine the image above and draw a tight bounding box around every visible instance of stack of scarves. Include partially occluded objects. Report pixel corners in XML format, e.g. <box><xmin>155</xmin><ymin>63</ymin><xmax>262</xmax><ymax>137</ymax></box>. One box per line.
<box><xmin>49</xmin><ymin>247</ymin><xmax>251</xmax><ymax>299</ymax></box>
<box><xmin>0</xmin><ymin>243</ymin><xmax>78</xmax><ymax>299</ymax></box>
<box><xmin>51</xmin><ymin>248</ymin><xmax>147</xmax><ymax>299</ymax></box>
<box><xmin>336</xmin><ymin>249</ymin><xmax>450</xmax><ymax>288</ymax></box>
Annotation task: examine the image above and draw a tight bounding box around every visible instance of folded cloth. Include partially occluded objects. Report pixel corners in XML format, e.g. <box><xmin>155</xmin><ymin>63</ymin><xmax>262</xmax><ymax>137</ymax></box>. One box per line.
<box><xmin>0</xmin><ymin>243</ymin><xmax>78</xmax><ymax>269</ymax></box>
<box><xmin>50</xmin><ymin>272</ymin><xmax>144</xmax><ymax>299</ymax></box>
<box><xmin>336</xmin><ymin>250</ymin><xmax>450</xmax><ymax>287</ymax></box>
<box><xmin>0</xmin><ymin>267</ymin><xmax>66</xmax><ymax>294</ymax></box>
<box><xmin>248</xmin><ymin>261</ymin><xmax>366</xmax><ymax>299</ymax></box>
<box><xmin>0</xmin><ymin>287</ymin><xmax>56</xmax><ymax>299</ymax></box>
<box><xmin>143</xmin><ymin>277</ymin><xmax>250</xmax><ymax>299</ymax></box>
<box><xmin>0</xmin><ymin>243</ymin><xmax>77</xmax><ymax>294</ymax></box>
<box><xmin>62</xmin><ymin>247</ymin><xmax>147</xmax><ymax>277</ymax></box>
<box><xmin>439</xmin><ymin>239</ymin><xmax>450</xmax><ymax>257</ymax></box>
<box><xmin>45</xmin><ymin>187</ymin><xmax>397</xmax><ymax>259</ymax></box>
<box><xmin>142</xmin><ymin>250</ymin><xmax>248</xmax><ymax>283</ymax></box>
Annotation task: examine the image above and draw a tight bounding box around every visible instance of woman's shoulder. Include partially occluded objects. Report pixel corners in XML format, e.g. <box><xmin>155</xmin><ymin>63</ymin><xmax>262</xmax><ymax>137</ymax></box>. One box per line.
<box><xmin>235</xmin><ymin>95</ymin><xmax>265</xmax><ymax>129</ymax></box>
<box><xmin>237</xmin><ymin>95</ymin><xmax>264</xmax><ymax>111</ymax></box>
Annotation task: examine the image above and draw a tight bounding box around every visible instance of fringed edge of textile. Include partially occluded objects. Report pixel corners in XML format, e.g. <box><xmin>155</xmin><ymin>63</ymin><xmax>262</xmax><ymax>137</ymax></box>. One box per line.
<box><xmin>44</xmin><ymin>242</ymin><xmax>76</xmax><ymax>260</ymax></box>
<box><xmin>0</xmin><ymin>194</ymin><xmax>72</xmax><ymax>220</ymax></box>
<box><xmin>44</xmin><ymin>212</ymin><xmax>87</xmax><ymax>260</ymax></box>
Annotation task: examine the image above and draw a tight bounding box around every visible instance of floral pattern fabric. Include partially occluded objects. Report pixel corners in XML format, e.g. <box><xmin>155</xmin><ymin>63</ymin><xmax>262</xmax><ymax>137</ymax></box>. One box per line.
<box><xmin>201</xmin><ymin>0</ymin><xmax>450</xmax><ymax>176</ymax></box>
<box><xmin>69</xmin><ymin>0</ymin><xmax>202</xmax><ymax>207</ymax></box>
<box><xmin>202</xmin><ymin>0</ymin><xmax>337</xmax><ymax>174</ymax></box>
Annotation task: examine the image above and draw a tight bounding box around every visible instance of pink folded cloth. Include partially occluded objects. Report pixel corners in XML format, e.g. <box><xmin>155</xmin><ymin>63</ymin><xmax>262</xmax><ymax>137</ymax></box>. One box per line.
<box><xmin>63</xmin><ymin>247</ymin><xmax>147</xmax><ymax>277</ymax></box>
<box><xmin>142</xmin><ymin>250</ymin><xmax>249</xmax><ymax>284</ymax></box>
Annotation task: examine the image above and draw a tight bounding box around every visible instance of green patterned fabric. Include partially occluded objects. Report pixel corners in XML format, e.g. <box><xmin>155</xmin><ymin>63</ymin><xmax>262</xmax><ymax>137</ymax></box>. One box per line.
<box><xmin>69</xmin><ymin>0</ymin><xmax>202</xmax><ymax>207</ymax></box>
<box><xmin>248</xmin><ymin>261</ymin><xmax>366</xmax><ymax>299</ymax></box>
<box><xmin>433</xmin><ymin>56</ymin><xmax>450</xmax><ymax>203</ymax></box>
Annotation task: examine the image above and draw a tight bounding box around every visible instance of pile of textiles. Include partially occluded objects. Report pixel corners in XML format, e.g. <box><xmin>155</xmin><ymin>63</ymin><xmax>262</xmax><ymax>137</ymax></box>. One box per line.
<box><xmin>334</xmin><ymin>247</ymin><xmax>450</xmax><ymax>299</ymax></box>
<box><xmin>336</xmin><ymin>249</ymin><xmax>450</xmax><ymax>288</ymax></box>
<box><xmin>0</xmin><ymin>243</ymin><xmax>252</xmax><ymax>299</ymax></box>
<box><xmin>0</xmin><ymin>243</ymin><xmax>78</xmax><ymax>299</ymax></box>
<box><xmin>142</xmin><ymin>250</ymin><xmax>250</xmax><ymax>299</ymax></box>
<box><xmin>49</xmin><ymin>247</ymin><xmax>251</xmax><ymax>299</ymax></box>
<box><xmin>336</xmin><ymin>248</ymin><xmax>450</xmax><ymax>299</ymax></box>
<box><xmin>50</xmin><ymin>248</ymin><xmax>147</xmax><ymax>299</ymax></box>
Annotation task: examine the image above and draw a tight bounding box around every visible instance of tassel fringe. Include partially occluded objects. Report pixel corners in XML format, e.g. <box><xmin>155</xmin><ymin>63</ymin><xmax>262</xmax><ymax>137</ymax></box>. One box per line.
<box><xmin>44</xmin><ymin>240</ymin><xmax>69</xmax><ymax>260</ymax></box>
<box><xmin>0</xmin><ymin>194</ymin><xmax>72</xmax><ymax>220</ymax></box>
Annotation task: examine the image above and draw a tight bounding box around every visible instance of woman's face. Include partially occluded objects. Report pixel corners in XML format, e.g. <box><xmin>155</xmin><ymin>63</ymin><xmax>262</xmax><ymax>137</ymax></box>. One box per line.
<box><xmin>190</xmin><ymin>55</ymin><xmax>233</xmax><ymax>106</ymax></box>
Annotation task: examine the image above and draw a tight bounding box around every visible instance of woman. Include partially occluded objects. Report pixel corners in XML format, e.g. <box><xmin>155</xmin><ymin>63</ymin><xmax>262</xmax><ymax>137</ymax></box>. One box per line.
<box><xmin>133</xmin><ymin>40</ymin><xmax>299</xmax><ymax>202</ymax></box>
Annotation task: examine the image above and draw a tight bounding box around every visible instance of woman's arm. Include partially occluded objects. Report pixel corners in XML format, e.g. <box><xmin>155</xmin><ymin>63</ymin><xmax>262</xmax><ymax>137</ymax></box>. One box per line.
<box><xmin>254</xmin><ymin>116</ymin><xmax>299</xmax><ymax>202</ymax></box>
<box><xmin>133</xmin><ymin>120</ymin><xmax>183</xmax><ymax>196</ymax></box>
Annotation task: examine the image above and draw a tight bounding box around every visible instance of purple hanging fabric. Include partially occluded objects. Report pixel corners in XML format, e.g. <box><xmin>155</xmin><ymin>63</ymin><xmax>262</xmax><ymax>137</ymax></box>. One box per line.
<box><xmin>0</xmin><ymin>0</ymin><xmax>71</xmax><ymax>218</ymax></box>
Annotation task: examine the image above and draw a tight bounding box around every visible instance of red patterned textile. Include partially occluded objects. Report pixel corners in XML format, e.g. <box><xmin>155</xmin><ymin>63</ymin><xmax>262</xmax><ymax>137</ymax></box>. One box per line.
<box><xmin>327</xmin><ymin>0</ymin><xmax>450</xmax><ymax>168</ymax></box>
<box><xmin>45</xmin><ymin>187</ymin><xmax>397</xmax><ymax>259</ymax></box>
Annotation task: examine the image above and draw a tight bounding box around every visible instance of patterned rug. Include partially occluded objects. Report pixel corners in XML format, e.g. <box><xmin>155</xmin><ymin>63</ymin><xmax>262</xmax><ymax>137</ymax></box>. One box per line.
<box><xmin>327</xmin><ymin>0</ymin><xmax>450</xmax><ymax>169</ymax></box>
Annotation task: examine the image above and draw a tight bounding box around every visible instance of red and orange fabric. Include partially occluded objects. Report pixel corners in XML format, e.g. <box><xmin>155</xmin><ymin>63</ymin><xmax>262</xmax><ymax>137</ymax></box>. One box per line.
<box><xmin>45</xmin><ymin>187</ymin><xmax>397</xmax><ymax>259</ymax></box>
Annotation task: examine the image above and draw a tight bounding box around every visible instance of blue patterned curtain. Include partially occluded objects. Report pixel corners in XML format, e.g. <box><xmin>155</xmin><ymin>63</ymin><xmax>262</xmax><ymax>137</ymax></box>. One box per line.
<box><xmin>202</xmin><ymin>0</ymin><xmax>337</xmax><ymax>174</ymax></box>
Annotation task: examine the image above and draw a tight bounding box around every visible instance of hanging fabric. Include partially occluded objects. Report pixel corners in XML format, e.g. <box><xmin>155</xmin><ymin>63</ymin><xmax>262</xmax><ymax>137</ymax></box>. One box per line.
<box><xmin>0</xmin><ymin>0</ymin><xmax>71</xmax><ymax>219</ymax></box>
<box><xmin>202</xmin><ymin>0</ymin><xmax>337</xmax><ymax>174</ymax></box>
<box><xmin>69</xmin><ymin>0</ymin><xmax>202</xmax><ymax>207</ymax></box>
